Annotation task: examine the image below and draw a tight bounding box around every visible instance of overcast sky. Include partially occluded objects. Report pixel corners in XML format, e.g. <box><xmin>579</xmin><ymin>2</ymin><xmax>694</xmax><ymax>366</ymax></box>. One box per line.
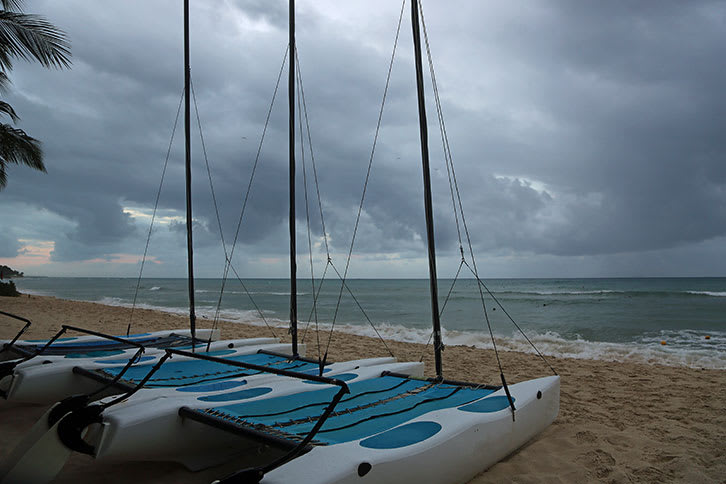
<box><xmin>1</xmin><ymin>0</ymin><xmax>724</xmax><ymax>279</ymax></box>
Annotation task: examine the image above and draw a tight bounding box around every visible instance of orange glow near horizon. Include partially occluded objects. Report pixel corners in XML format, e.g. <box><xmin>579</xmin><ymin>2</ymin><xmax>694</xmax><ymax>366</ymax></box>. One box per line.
<box><xmin>0</xmin><ymin>240</ymin><xmax>161</xmax><ymax>272</ymax></box>
<box><xmin>0</xmin><ymin>239</ymin><xmax>54</xmax><ymax>268</ymax></box>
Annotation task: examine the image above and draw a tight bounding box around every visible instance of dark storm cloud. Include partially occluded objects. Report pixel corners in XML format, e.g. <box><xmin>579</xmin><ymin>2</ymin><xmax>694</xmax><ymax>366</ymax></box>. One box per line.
<box><xmin>49</xmin><ymin>196</ymin><xmax>137</xmax><ymax>261</ymax></box>
<box><xmin>400</xmin><ymin>0</ymin><xmax>726</xmax><ymax>258</ymax></box>
<box><xmin>1</xmin><ymin>0</ymin><xmax>724</xmax><ymax>276</ymax></box>
<box><xmin>511</xmin><ymin>0</ymin><xmax>726</xmax><ymax>255</ymax></box>
<box><xmin>0</xmin><ymin>231</ymin><xmax>20</xmax><ymax>258</ymax></box>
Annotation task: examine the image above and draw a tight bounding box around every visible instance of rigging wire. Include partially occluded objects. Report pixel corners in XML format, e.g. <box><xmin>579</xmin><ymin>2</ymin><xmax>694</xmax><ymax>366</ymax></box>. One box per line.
<box><xmin>417</xmin><ymin>0</ymin><xmax>504</xmax><ymax>376</ymax></box>
<box><xmin>467</xmin><ymin>265</ymin><xmax>558</xmax><ymax>375</ymax></box>
<box><xmin>292</xmin><ymin>43</ymin><xmax>395</xmax><ymax>361</ymax></box>
<box><xmin>293</xmin><ymin>50</ymin><xmax>333</xmax><ymax>348</ymax></box>
<box><xmin>127</xmin><ymin>88</ymin><xmax>185</xmax><ymax>337</ymax></box>
<box><xmin>296</xmin><ymin>53</ymin><xmax>331</xmax><ymax>260</ymax></box>
<box><xmin>323</xmin><ymin>0</ymin><xmax>407</xmax><ymax>363</ymax></box>
<box><xmin>418</xmin><ymin>0</ymin><xmax>555</xmax><ymax>375</ymax></box>
<box><xmin>225</xmin><ymin>261</ymin><xmax>277</xmax><ymax>335</ymax></box>
<box><xmin>418</xmin><ymin>258</ymin><xmax>464</xmax><ymax>362</ymax></box>
<box><xmin>208</xmin><ymin>46</ymin><xmax>290</xmax><ymax>341</ymax></box>
<box><xmin>190</xmin><ymin>78</ymin><xmax>228</xmax><ymax>345</ymax></box>
<box><xmin>300</xmin><ymin>261</ymin><xmax>330</xmax><ymax>343</ymax></box>
<box><xmin>190</xmin><ymin>77</ymin><xmax>279</xmax><ymax>344</ymax></box>
<box><xmin>292</xmin><ymin>48</ymin><xmax>328</xmax><ymax>350</ymax></box>
<box><xmin>294</xmin><ymin>47</ymin><xmax>324</xmax><ymax>366</ymax></box>
<box><xmin>328</xmin><ymin>260</ymin><xmax>395</xmax><ymax>358</ymax></box>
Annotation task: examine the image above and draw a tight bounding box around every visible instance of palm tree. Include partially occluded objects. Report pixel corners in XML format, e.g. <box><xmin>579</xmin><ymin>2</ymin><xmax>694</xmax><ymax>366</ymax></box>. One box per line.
<box><xmin>0</xmin><ymin>0</ymin><xmax>70</xmax><ymax>189</ymax></box>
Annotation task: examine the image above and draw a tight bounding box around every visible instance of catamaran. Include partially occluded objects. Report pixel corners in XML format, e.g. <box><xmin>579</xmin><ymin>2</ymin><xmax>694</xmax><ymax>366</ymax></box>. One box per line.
<box><xmin>1</xmin><ymin>1</ymin><xmax>559</xmax><ymax>483</ymax></box>
<box><xmin>0</xmin><ymin>311</ymin><xmax>220</xmax><ymax>364</ymax></box>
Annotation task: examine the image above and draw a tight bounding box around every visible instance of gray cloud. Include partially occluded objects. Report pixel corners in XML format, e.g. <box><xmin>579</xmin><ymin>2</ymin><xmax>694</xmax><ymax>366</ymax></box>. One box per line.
<box><xmin>0</xmin><ymin>231</ymin><xmax>20</xmax><ymax>258</ymax></box>
<box><xmin>1</xmin><ymin>0</ymin><xmax>724</xmax><ymax>277</ymax></box>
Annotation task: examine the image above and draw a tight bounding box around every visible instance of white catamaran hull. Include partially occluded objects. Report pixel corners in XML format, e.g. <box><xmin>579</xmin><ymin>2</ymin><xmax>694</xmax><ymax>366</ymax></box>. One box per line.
<box><xmin>6</xmin><ymin>336</ymin><xmax>276</xmax><ymax>372</ymax></box>
<box><xmin>0</xmin><ymin>341</ymin><xmax>288</xmax><ymax>405</ymax></box>
<box><xmin>0</xmin><ymin>328</ymin><xmax>220</xmax><ymax>363</ymax></box>
<box><xmin>261</xmin><ymin>375</ymin><xmax>559</xmax><ymax>484</ymax></box>
<box><xmin>0</xmin><ymin>359</ymin><xmax>422</xmax><ymax>483</ymax></box>
<box><xmin>90</xmin><ymin>361</ymin><xmax>422</xmax><ymax>469</ymax></box>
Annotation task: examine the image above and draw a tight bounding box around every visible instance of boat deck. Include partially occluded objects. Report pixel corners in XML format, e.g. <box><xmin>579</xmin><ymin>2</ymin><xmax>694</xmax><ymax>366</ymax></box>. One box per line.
<box><xmin>181</xmin><ymin>375</ymin><xmax>502</xmax><ymax>447</ymax></box>
<box><xmin>7</xmin><ymin>333</ymin><xmax>194</xmax><ymax>358</ymax></box>
<box><xmin>79</xmin><ymin>351</ymin><xmax>320</xmax><ymax>388</ymax></box>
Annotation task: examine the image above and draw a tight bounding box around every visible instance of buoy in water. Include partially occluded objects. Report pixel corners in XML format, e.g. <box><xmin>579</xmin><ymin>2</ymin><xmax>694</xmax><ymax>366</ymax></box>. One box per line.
<box><xmin>705</xmin><ymin>335</ymin><xmax>711</xmax><ymax>340</ymax></box>
<box><xmin>660</xmin><ymin>340</ymin><xmax>667</xmax><ymax>346</ymax></box>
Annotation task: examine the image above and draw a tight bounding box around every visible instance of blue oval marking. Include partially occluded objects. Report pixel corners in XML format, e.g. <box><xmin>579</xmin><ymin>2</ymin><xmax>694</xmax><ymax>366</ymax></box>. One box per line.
<box><xmin>197</xmin><ymin>387</ymin><xmax>272</xmax><ymax>402</ymax></box>
<box><xmin>176</xmin><ymin>380</ymin><xmax>247</xmax><ymax>393</ymax></box>
<box><xmin>359</xmin><ymin>421</ymin><xmax>442</xmax><ymax>449</ymax></box>
<box><xmin>95</xmin><ymin>355</ymin><xmax>156</xmax><ymax>364</ymax></box>
<box><xmin>458</xmin><ymin>395</ymin><xmax>514</xmax><ymax>413</ymax></box>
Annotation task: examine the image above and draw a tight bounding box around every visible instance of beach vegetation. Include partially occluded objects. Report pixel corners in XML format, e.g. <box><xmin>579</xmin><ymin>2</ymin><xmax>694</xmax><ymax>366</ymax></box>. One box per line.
<box><xmin>0</xmin><ymin>280</ymin><xmax>19</xmax><ymax>296</ymax></box>
<box><xmin>0</xmin><ymin>0</ymin><xmax>71</xmax><ymax>189</ymax></box>
<box><xmin>0</xmin><ymin>264</ymin><xmax>22</xmax><ymax>277</ymax></box>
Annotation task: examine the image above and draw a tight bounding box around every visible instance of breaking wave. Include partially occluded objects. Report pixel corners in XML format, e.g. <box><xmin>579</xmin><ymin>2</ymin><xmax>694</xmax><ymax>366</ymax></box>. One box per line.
<box><xmin>93</xmin><ymin>296</ymin><xmax>725</xmax><ymax>370</ymax></box>
<box><xmin>687</xmin><ymin>291</ymin><xmax>726</xmax><ymax>297</ymax></box>
<box><xmin>340</xmin><ymin>324</ymin><xmax>726</xmax><ymax>370</ymax></box>
<box><xmin>225</xmin><ymin>317</ymin><xmax>725</xmax><ymax>371</ymax></box>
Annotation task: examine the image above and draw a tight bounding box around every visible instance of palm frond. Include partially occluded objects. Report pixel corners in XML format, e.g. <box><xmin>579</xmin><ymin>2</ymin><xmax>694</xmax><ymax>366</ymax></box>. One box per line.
<box><xmin>0</xmin><ymin>71</ymin><xmax>10</xmax><ymax>92</ymax></box>
<box><xmin>0</xmin><ymin>100</ymin><xmax>17</xmax><ymax>121</ymax></box>
<box><xmin>0</xmin><ymin>11</ymin><xmax>71</xmax><ymax>71</ymax></box>
<box><xmin>0</xmin><ymin>1</ymin><xmax>24</xmax><ymax>13</ymax></box>
<box><xmin>0</xmin><ymin>121</ymin><xmax>44</xmax><ymax>189</ymax></box>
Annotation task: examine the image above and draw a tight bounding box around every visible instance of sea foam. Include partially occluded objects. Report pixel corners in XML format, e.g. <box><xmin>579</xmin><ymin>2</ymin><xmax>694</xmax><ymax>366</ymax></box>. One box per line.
<box><xmin>687</xmin><ymin>291</ymin><xmax>726</xmax><ymax>297</ymax></box>
<box><xmin>225</xmin><ymin>316</ymin><xmax>726</xmax><ymax>370</ymax></box>
<box><xmin>37</xmin><ymin>290</ymin><xmax>726</xmax><ymax>371</ymax></box>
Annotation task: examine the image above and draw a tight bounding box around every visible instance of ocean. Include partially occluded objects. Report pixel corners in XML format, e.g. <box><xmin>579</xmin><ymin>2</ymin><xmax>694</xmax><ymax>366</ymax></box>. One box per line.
<box><xmin>8</xmin><ymin>277</ymin><xmax>725</xmax><ymax>370</ymax></box>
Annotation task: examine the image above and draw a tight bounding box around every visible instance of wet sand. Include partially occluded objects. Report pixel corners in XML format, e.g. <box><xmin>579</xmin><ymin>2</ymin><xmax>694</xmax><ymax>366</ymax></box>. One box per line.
<box><xmin>1</xmin><ymin>295</ymin><xmax>724</xmax><ymax>483</ymax></box>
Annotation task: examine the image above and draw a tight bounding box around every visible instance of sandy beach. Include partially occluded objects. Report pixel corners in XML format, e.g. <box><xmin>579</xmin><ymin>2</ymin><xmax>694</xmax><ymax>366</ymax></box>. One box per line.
<box><xmin>1</xmin><ymin>294</ymin><xmax>724</xmax><ymax>483</ymax></box>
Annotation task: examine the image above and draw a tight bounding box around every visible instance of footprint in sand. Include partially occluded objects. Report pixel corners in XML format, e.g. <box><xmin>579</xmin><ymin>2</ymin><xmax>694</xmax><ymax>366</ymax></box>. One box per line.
<box><xmin>575</xmin><ymin>430</ymin><xmax>597</xmax><ymax>443</ymax></box>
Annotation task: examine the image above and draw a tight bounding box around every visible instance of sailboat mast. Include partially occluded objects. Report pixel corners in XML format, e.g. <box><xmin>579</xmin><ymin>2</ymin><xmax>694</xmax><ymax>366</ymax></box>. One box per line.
<box><xmin>411</xmin><ymin>0</ymin><xmax>443</xmax><ymax>379</ymax></box>
<box><xmin>288</xmin><ymin>0</ymin><xmax>299</xmax><ymax>356</ymax></box>
<box><xmin>183</xmin><ymin>0</ymin><xmax>197</xmax><ymax>343</ymax></box>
